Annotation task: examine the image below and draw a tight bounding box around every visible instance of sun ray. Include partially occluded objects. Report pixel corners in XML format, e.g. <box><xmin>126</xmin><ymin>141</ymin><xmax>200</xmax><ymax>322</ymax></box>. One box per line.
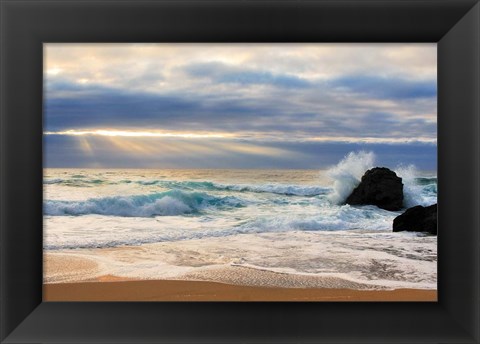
<box><xmin>77</xmin><ymin>136</ymin><xmax>94</xmax><ymax>155</ymax></box>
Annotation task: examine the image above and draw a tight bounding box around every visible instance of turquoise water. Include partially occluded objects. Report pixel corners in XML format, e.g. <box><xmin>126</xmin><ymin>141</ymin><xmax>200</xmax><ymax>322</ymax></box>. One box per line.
<box><xmin>44</xmin><ymin>166</ymin><xmax>436</xmax><ymax>250</ymax></box>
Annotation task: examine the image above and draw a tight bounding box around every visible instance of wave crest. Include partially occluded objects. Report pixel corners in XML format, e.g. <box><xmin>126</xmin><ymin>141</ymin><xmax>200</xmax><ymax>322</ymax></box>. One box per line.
<box><xmin>213</xmin><ymin>183</ymin><xmax>327</xmax><ymax>196</ymax></box>
<box><xmin>44</xmin><ymin>178</ymin><xmax>105</xmax><ymax>187</ymax></box>
<box><xmin>44</xmin><ymin>190</ymin><xmax>245</xmax><ymax>217</ymax></box>
<box><xmin>136</xmin><ymin>180</ymin><xmax>328</xmax><ymax>196</ymax></box>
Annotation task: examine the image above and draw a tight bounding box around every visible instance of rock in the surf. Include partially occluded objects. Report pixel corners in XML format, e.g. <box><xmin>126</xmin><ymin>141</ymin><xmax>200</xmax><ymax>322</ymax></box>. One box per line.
<box><xmin>393</xmin><ymin>204</ymin><xmax>437</xmax><ymax>235</ymax></box>
<box><xmin>345</xmin><ymin>167</ymin><xmax>403</xmax><ymax>211</ymax></box>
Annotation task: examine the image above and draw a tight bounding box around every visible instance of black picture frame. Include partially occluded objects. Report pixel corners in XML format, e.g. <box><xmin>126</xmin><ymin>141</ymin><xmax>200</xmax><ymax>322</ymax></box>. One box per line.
<box><xmin>1</xmin><ymin>0</ymin><xmax>479</xmax><ymax>343</ymax></box>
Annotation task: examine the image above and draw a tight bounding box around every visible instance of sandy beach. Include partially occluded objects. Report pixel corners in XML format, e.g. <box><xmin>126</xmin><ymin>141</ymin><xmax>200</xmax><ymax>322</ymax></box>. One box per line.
<box><xmin>44</xmin><ymin>278</ymin><xmax>437</xmax><ymax>302</ymax></box>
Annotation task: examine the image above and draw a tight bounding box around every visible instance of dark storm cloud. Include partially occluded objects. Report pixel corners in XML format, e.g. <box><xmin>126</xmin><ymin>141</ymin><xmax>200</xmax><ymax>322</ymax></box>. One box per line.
<box><xmin>45</xmin><ymin>78</ymin><xmax>436</xmax><ymax>141</ymax></box>
<box><xmin>45</xmin><ymin>81</ymin><xmax>202</xmax><ymax>131</ymax></box>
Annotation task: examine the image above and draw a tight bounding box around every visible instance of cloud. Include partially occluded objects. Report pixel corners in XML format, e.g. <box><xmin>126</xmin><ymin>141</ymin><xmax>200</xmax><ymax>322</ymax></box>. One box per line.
<box><xmin>184</xmin><ymin>62</ymin><xmax>311</xmax><ymax>88</ymax></box>
<box><xmin>182</xmin><ymin>62</ymin><xmax>436</xmax><ymax>100</ymax></box>
<box><xmin>44</xmin><ymin>43</ymin><xmax>437</xmax><ymax>169</ymax></box>
<box><xmin>45</xmin><ymin>44</ymin><xmax>437</xmax><ymax>93</ymax></box>
<box><xmin>330</xmin><ymin>75</ymin><xmax>436</xmax><ymax>99</ymax></box>
<box><xmin>45</xmin><ymin>82</ymin><xmax>436</xmax><ymax>142</ymax></box>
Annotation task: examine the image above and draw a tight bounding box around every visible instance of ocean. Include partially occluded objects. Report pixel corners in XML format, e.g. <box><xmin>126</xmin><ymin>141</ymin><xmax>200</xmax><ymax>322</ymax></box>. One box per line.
<box><xmin>43</xmin><ymin>154</ymin><xmax>438</xmax><ymax>289</ymax></box>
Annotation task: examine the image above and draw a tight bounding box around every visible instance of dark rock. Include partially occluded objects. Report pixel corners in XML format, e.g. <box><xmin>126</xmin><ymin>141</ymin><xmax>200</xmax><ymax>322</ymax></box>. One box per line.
<box><xmin>346</xmin><ymin>167</ymin><xmax>404</xmax><ymax>211</ymax></box>
<box><xmin>393</xmin><ymin>204</ymin><xmax>437</xmax><ymax>235</ymax></box>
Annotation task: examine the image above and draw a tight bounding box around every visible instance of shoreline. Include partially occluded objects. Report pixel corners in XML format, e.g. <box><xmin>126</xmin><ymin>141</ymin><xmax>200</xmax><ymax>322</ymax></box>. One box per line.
<box><xmin>44</xmin><ymin>230</ymin><xmax>437</xmax><ymax>288</ymax></box>
<box><xmin>43</xmin><ymin>229</ymin><xmax>437</xmax><ymax>301</ymax></box>
<box><xmin>43</xmin><ymin>278</ymin><xmax>437</xmax><ymax>302</ymax></box>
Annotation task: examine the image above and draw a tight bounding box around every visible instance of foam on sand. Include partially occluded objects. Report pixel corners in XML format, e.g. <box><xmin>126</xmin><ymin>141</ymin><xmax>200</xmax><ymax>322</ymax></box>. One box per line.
<box><xmin>44</xmin><ymin>230</ymin><xmax>437</xmax><ymax>290</ymax></box>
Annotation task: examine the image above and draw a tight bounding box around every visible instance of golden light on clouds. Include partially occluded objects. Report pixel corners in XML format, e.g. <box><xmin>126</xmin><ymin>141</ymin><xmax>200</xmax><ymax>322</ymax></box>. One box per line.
<box><xmin>218</xmin><ymin>141</ymin><xmax>292</xmax><ymax>157</ymax></box>
<box><xmin>46</xmin><ymin>67</ymin><xmax>63</xmax><ymax>76</ymax></box>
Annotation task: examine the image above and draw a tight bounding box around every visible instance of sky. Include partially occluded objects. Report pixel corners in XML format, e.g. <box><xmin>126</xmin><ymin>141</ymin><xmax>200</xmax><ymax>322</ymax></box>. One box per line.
<box><xmin>44</xmin><ymin>43</ymin><xmax>437</xmax><ymax>170</ymax></box>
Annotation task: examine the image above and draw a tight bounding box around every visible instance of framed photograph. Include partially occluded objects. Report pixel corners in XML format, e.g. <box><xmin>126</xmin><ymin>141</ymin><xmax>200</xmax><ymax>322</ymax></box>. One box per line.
<box><xmin>42</xmin><ymin>42</ymin><xmax>439</xmax><ymax>303</ymax></box>
<box><xmin>1</xmin><ymin>0</ymin><xmax>479</xmax><ymax>343</ymax></box>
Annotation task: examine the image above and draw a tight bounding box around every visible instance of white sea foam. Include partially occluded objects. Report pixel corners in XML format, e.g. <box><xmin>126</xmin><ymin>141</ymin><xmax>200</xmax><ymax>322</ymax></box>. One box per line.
<box><xmin>45</xmin><ymin>231</ymin><xmax>437</xmax><ymax>289</ymax></box>
<box><xmin>43</xmin><ymin>203</ymin><xmax>399</xmax><ymax>250</ymax></box>
<box><xmin>43</xmin><ymin>167</ymin><xmax>437</xmax><ymax>290</ymax></box>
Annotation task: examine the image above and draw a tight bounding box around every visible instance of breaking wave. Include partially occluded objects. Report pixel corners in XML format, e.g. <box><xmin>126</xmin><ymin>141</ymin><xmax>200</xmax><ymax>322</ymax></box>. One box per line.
<box><xmin>209</xmin><ymin>182</ymin><xmax>327</xmax><ymax>196</ymax></box>
<box><xmin>139</xmin><ymin>181</ymin><xmax>330</xmax><ymax>196</ymax></box>
<box><xmin>134</xmin><ymin>180</ymin><xmax>327</xmax><ymax>196</ymax></box>
<box><xmin>44</xmin><ymin>190</ymin><xmax>245</xmax><ymax>217</ymax></box>
<box><xmin>326</xmin><ymin>151</ymin><xmax>437</xmax><ymax>208</ymax></box>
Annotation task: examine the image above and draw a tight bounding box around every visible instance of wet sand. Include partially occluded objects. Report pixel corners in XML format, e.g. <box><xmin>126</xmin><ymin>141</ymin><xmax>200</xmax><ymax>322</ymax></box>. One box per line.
<box><xmin>43</xmin><ymin>278</ymin><xmax>437</xmax><ymax>302</ymax></box>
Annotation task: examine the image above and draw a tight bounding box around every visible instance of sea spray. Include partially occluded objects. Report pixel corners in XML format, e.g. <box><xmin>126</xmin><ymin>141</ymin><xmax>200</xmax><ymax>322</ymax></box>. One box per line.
<box><xmin>326</xmin><ymin>151</ymin><xmax>375</xmax><ymax>204</ymax></box>
<box><xmin>326</xmin><ymin>152</ymin><xmax>436</xmax><ymax>207</ymax></box>
<box><xmin>394</xmin><ymin>165</ymin><xmax>436</xmax><ymax>207</ymax></box>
